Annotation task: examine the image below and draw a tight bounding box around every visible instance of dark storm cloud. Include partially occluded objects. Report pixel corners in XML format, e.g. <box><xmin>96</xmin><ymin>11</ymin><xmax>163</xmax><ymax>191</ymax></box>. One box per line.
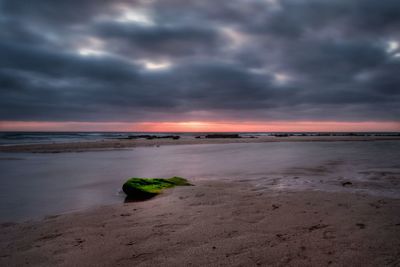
<box><xmin>94</xmin><ymin>22</ymin><xmax>223</xmax><ymax>58</ymax></box>
<box><xmin>0</xmin><ymin>0</ymin><xmax>399</xmax><ymax>122</ymax></box>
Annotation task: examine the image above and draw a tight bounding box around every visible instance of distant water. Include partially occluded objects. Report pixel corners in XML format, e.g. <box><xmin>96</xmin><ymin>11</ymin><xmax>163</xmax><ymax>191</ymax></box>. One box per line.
<box><xmin>0</xmin><ymin>131</ymin><xmax>398</xmax><ymax>146</ymax></box>
<box><xmin>0</xmin><ymin>132</ymin><xmax>168</xmax><ymax>146</ymax></box>
<box><xmin>0</xmin><ymin>132</ymin><xmax>229</xmax><ymax>145</ymax></box>
<box><xmin>0</xmin><ymin>141</ymin><xmax>399</xmax><ymax>222</ymax></box>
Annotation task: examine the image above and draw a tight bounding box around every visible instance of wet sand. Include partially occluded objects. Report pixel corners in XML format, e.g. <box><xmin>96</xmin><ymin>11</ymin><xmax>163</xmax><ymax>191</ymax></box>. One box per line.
<box><xmin>1</xmin><ymin>181</ymin><xmax>400</xmax><ymax>266</ymax></box>
<box><xmin>1</xmin><ymin>135</ymin><xmax>400</xmax><ymax>153</ymax></box>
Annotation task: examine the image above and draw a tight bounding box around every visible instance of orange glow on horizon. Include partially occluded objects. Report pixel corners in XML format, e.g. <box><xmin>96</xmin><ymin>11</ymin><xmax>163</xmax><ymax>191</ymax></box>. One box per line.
<box><xmin>0</xmin><ymin>120</ymin><xmax>399</xmax><ymax>132</ymax></box>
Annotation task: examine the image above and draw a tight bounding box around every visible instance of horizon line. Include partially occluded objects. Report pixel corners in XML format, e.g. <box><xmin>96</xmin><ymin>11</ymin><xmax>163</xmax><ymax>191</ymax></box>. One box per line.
<box><xmin>1</xmin><ymin>120</ymin><xmax>399</xmax><ymax>132</ymax></box>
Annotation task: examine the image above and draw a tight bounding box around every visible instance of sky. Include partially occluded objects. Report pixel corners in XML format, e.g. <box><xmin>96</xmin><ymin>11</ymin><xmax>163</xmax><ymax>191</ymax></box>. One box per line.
<box><xmin>0</xmin><ymin>0</ymin><xmax>399</xmax><ymax>132</ymax></box>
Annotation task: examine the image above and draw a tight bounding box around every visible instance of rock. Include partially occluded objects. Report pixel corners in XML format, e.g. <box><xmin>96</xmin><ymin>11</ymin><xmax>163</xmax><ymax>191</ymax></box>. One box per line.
<box><xmin>341</xmin><ymin>181</ymin><xmax>353</xmax><ymax>187</ymax></box>
<box><xmin>122</xmin><ymin>177</ymin><xmax>192</xmax><ymax>200</ymax></box>
<box><xmin>272</xmin><ymin>133</ymin><xmax>291</xmax><ymax>137</ymax></box>
<box><xmin>205</xmin><ymin>134</ymin><xmax>241</xmax><ymax>139</ymax></box>
<box><xmin>123</xmin><ymin>135</ymin><xmax>180</xmax><ymax>140</ymax></box>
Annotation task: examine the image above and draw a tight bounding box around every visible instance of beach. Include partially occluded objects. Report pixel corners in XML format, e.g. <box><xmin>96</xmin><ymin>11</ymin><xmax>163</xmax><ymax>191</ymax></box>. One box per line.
<box><xmin>1</xmin><ymin>181</ymin><xmax>400</xmax><ymax>266</ymax></box>
<box><xmin>1</xmin><ymin>139</ymin><xmax>400</xmax><ymax>266</ymax></box>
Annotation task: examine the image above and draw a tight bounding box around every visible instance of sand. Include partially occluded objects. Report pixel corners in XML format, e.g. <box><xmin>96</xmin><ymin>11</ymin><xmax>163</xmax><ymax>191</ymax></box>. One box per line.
<box><xmin>1</xmin><ymin>135</ymin><xmax>400</xmax><ymax>153</ymax></box>
<box><xmin>1</xmin><ymin>180</ymin><xmax>400</xmax><ymax>266</ymax></box>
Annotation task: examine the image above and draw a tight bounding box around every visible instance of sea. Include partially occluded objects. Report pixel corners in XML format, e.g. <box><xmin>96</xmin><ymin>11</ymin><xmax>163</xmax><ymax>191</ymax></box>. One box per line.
<box><xmin>0</xmin><ymin>131</ymin><xmax>399</xmax><ymax>146</ymax></box>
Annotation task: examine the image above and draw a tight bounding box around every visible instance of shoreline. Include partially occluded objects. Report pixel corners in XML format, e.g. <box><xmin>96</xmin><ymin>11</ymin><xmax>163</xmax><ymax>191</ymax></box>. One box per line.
<box><xmin>1</xmin><ymin>181</ymin><xmax>400</xmax><ymax>266</ymax></box>
<box><xmin>1</xmin><ymin>135</ymin><xmax>400</xmax><ymax>153</ymax></box>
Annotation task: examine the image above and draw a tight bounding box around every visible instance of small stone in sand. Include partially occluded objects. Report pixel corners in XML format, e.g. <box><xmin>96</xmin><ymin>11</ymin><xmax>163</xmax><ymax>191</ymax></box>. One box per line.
<box><xmin>342</xmin><ymin>181</ymin><xmax>353</xmax><ymax>187</ymax></box>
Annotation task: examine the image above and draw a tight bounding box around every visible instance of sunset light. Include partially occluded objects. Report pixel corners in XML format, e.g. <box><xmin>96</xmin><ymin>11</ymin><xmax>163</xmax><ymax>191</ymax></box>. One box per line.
<box><xmin>1</xmin><ymin>121</ymin><xmax>399</xmax><ymax>132</ymax></box>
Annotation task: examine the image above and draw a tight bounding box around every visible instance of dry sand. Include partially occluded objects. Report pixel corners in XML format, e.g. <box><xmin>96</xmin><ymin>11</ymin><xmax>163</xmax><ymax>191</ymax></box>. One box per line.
<box><xmin>1</xmin><ymin>181</ymin><xmax>400</xmax><ymax>266</ymax></box>
<box><xmin>1</xmin><ymin>135</ymin><xmax>400</xmax><ymax>153</ymax></box>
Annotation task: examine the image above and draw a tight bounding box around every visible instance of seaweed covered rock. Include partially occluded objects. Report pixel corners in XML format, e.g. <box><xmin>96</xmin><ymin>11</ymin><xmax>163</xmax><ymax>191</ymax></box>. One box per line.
<box><xmin>122</xmin><ymin>177</ymin><xmax>192</xmax><ymax>200</ymax></box>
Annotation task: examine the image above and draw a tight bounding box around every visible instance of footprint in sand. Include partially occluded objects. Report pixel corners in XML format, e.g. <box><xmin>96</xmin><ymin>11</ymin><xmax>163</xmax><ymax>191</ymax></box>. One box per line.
<box><xmin>356</xmin><ymin>223</ymin><xmax>366</xmax><ymax>229</ymax></box>
<box><xmin>323</xmin><ymin>230</ymin><xmax>335</xmax><ymax>239</ymax></box>
<box><xmin>36</xmin><ymin>232</ymin><xmax>63</xmax><ymax>241</ymax></box>
<box><xmin>272</xmin><ymin>204</ymin><xmax>280</xmax><ymax>210</ymax></box>
<box><xmin>307</xmin><ymin>224</ymin><xmax>329</xmax><ymax>232</ymax></box>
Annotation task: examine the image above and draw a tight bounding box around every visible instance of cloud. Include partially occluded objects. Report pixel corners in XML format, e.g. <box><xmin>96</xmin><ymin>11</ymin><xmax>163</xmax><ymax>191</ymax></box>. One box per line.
<box><xmin>0</xmin><ymin>0</ymin><xmax>399</xmax><ymax>124</ymax></box>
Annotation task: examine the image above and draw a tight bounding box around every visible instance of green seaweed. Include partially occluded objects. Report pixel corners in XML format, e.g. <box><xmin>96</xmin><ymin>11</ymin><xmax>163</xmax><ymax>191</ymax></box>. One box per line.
<box><xmin>122</xmin><ymin>177</ymin><xmax>192</xmax><ymax>199</ymax></box>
